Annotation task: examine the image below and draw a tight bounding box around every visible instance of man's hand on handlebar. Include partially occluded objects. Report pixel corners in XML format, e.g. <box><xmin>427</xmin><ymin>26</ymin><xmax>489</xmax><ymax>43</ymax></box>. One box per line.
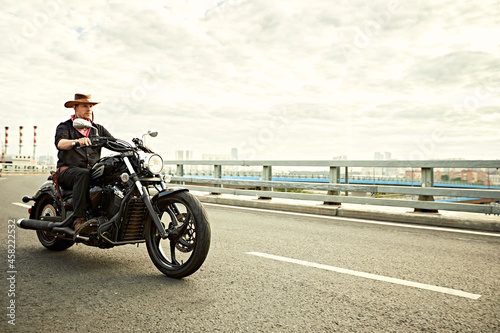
<box><xmin>76</xmin><ymin>137</ymin><xmax>92</xmax><ymax>147</ymax></box>
<box><xmin>73</xmin><ymin>137</ymin><xmax>115</xmax><ymax>149</ymax></box>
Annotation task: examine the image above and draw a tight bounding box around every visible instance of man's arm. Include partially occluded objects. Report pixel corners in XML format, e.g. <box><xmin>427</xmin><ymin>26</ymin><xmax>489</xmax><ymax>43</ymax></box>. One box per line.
<box><xmin>55</xmin><ymin>121</ymin><xmax>92</xmax><ymax>150</ymax></box>
<box><xmin>99</xmin><ymin>125</ymin><xmax>114</xmax><ymax>139</ymax></box>
<box><xmin>57</xmin><ymin>138</ymin><xmax>92</xmax><ymax>151</ymax></box>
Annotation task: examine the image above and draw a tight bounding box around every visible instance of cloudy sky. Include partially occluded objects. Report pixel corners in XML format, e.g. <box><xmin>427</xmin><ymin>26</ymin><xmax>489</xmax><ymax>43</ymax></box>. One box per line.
<box><xmin>1</xmin><ymin>0</ymin><xmax>499</xmax><ymax>161</ymax></box>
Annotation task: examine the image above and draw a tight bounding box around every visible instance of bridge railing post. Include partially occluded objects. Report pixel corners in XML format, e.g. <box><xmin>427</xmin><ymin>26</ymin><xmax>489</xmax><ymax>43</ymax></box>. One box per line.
<box><xmin>258</xmin><ymin>165</ymin><xmax>272</xmax><ymax>200</ymax></box>
<box><xmin>325</xmin><ymin>166</ymin><xmax>341</xmax><ymax>205</ymax></box>
<box><xmin>211</xmin><ymin>165</ymin><xmax>222</xmax><ymax>195</ymax></box>
<box><xmin>176</xmin><ymin>164</ymin><xmax>185</xmax><ymax>185</ymax></box>
<box><xmin>415</xmin><ymin>167</ymin><xmax>438</xmax><ymax>213</ymax></box>
<box><xmin>344</xmin><ymin>166</ymin><xmax>349</xmax><ymax>197</ymax></box>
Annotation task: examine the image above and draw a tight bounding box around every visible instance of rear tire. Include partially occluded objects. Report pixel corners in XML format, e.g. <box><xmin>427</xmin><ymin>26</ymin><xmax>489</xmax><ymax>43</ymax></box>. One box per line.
<box><xmin>145</xmin><ymin>191</ymin><xmax>211</xmax><ymax>278</ymax></box>
<box><xmin>36</xmin><ymin>198</ymin><xmax>74</xmax><ymax>251</ymax></box>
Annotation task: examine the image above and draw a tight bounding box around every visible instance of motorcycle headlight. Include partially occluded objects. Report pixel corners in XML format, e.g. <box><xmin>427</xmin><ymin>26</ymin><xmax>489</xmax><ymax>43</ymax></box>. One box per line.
<box><xmin>144</xmin><ymin>154</ymin><xmax>163</xmax><ymax>175</ymax></box>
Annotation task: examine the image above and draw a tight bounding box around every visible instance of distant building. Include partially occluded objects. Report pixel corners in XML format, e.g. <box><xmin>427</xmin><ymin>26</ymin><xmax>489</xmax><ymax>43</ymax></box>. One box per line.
<box><xmin>38</xmin><ymin>155</ymin><xmax>55</xmax><ymax>165</ymax></box>
<box><xmin>405</xmin><ymin>169</ymin><xmax>493</xmax><ymax>185</ymax></box>
<box><xmin>489</xmin><ymin>174</ymin><xmax>500</xmax><ymax>185</ymax></box>
<box><xmin>175</xmin><ymin>150</ymin><xmax>184</xmax><ymax>160</ymax></box>
<box><xmin>201</xmin><ymin>153</ymin><xmax>233</xmax><ymax>160</ymax></box>
<box><xmin>374</xmin><ymin>152</ymin><xmax>392</xmax><ymax>160</ymax></box>
<box><xmin>202</xmin><ymin>151</ymin><xmax>238</xmax><ymax>172</ymax></box>
<box><xmin>231</xmin><ymin>148</ymin><xmax>238</xmax><ymax>160</ymax></box>
<box><xmin>368</xmin><ymin>152</ymin><xmax>397</xmax><ymax>177</ymax></box>
<box><xmin>11</xmin><ymin>155</ymin><xmax>32</xmax><ymax>165</ymax></box>
<box><xmin>175</xmin><ymin>150</ymin><xmax>193</xmax><ymax>160</ymax></box>
<box><xmin>332</xmin><ymin>155</ymin><xmax>347</xmax><ymax>160</ymax></box>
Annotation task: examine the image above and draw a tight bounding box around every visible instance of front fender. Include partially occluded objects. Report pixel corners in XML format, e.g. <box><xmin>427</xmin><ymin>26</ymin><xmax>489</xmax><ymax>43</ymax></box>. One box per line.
<box><xmin>151</xmin><ymin>188</ymin><xmax>189</xmax><ymax>205</ymax></box>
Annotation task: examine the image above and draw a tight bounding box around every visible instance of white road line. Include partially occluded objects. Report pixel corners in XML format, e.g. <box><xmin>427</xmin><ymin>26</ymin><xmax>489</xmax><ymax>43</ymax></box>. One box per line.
<box><xmin>12</xmin><ymin>203</ymin><xmax>31</xmax><ymax>209</ymax></box>
<box><xmin>204</xmin><ymin>203</ymin><xmax>500</xmax><ymax>238</ymax></box>
<box><xmin>247</xmin><ymin>252</ymin><xmax>481</xmax><ymax>300</ymax></box>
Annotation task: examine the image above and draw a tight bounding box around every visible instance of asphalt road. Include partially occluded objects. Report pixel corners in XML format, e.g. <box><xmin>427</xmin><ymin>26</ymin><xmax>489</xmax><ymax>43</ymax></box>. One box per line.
<box><xmin>1</xmin><ymin>175</ymin><xmax>499</xmax><ymax>332</ymax></box>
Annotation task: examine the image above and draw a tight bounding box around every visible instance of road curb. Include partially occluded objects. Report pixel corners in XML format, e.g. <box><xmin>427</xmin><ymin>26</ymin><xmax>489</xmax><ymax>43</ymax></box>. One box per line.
<box><xmin>196</xmin><ymin>194</ymin><xmax>500</xmax><ymax>233</ymax></box>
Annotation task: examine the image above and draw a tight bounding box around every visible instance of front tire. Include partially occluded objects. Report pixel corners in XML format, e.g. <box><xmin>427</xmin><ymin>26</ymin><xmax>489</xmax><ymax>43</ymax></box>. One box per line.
<box><xmin>145</xmin><ymin>191</ymin><xmax>211</xmax><ymax>278</ymax></box>
<box><xmin>36</xmin><ymin>198</ymin><xmax>74</xmax><ymax>251</ymax></box>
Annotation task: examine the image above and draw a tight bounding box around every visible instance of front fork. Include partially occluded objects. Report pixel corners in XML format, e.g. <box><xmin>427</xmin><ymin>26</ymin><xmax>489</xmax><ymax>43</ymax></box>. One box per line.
<box><xmin>123</xmin><ymin>157</ymin><xmax>168</xmax><ymax>239</ymax></box>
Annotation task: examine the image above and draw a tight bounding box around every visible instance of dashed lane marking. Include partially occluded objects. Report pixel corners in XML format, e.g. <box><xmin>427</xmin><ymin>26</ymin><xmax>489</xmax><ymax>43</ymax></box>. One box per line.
<box><xmin>12</xmin><ymin>203</ymin><xmax>31</xmax><ymax>209</ymax></box>
<box><xmin>247</xmin><ymin>252</ymin><xmax>481</xmax><ymax>300</ymax></box>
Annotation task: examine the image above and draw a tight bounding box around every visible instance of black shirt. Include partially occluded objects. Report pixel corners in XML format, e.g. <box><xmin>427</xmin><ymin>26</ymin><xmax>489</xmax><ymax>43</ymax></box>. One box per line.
<box><xmin>54</xmin><ymin>119</ymin><xmax>113</xmax><ymax>169</ymax></box>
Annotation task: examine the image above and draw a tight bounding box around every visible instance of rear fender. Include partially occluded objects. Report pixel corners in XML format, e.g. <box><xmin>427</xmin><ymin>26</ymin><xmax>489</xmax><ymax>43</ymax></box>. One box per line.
<box><xmin>34</xmin><ymin>181</ymin><xmax>58</xmax><ymax>200</ymax></box>
<box><xmin>28</xmin><ymin>181</ymin><xmax>59</xmax><ymax>219</ymax></box>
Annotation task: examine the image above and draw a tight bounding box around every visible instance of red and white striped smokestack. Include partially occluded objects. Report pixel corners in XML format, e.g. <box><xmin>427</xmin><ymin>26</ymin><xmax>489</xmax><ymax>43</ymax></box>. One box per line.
<box><xmin>4</xmin><ymin>126</ymin><xmax>8</xmax><ymax>154</ymax></box>
<box><xmin>19</xmin><ymin>126</ymin><xmax>23</xmax><ymax>155</ymax></box>
<box><xmin>33</xmin><ymin>126</ymin><xmax>37</xmax><ymax>161</ymax></box>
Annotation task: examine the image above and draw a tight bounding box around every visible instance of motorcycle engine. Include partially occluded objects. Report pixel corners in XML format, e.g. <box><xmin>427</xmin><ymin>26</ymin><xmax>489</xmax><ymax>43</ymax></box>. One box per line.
<box><xmin>90</xmin><ymin>185</ymin><xmax>123</xmax><ymax>218</ymax></box>
<box><xmin>107</xmin><ymin>186</ymin><xmax>123</xmax><ymax>218</ymax></box>
<box><xmin>89</xmin><ymin>186</ymin><xmax>103</xmax><ymax>213</ymax></box>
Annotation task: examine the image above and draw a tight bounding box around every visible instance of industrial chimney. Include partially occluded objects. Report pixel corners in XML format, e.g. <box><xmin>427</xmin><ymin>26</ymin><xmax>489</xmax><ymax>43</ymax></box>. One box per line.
<box><xmin>33</xmin><ymin>126</ymin><xmax>37</xmax><ymax>162</ymax></box>
<box><xmin>4</xmin><ymin>126</ymin><xmax>8</xmax><ymax>154</ymax></box>
<box><xmin>19</xmin><ymin>126</ymin><xmax>23</xmax><ymax>155</ymax></box>
<box><xmin>1</xmin><ymin>127</ymin><xmax>7</xmax><ymax>163</ymax></box>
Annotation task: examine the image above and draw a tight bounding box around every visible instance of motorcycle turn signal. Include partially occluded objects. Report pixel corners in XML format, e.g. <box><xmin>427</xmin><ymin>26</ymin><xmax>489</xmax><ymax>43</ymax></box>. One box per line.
<box><xmin>120</xmin><ymin>173</ymin><xmax>130</xmax><ymax>183</ymax></box>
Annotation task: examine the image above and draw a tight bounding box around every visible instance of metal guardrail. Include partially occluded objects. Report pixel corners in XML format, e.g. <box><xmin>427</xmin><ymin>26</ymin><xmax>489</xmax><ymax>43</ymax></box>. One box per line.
<box><xmin>2</xmin><ymin>160</ymin><xmax>499</xmax><ymax>214</ymax></box>
<box><xmin>164</xmin><ymin>160</ymin><xmax>500</xmax><ymax>215</ymax></box>
<box><xmin>0</xmin><ymin>163</ymin><xmax>56</xmax><ymax>174</ymax></box>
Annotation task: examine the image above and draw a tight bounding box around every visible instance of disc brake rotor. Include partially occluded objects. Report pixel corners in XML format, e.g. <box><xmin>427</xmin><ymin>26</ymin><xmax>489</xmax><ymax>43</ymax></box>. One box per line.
<box><xmin>175</xmin><ymin>213</ymin><xmax>195</xmax><ymax>253</ymax></box>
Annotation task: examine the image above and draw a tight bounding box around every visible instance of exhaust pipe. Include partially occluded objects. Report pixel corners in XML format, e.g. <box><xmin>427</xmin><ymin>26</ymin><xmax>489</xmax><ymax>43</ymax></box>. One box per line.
<box><xmin>17</xmin><ymin>218</ymin><xmax>54</xmax><ymax>231</ymax></box>
<box><xmin>17</xmin><ymin>219</ymin><xmax>76</xmax><ymax>239</ymax></box>
<box><xmin>17</xmin><ymin>212</ymin><xmax>75</xmax><ymax>230</ymax></box>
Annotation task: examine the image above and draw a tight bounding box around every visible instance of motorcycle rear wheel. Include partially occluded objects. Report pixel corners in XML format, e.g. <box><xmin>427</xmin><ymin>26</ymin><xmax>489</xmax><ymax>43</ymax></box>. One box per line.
<box><xmin>36</xmin><ymin>198</ymin><xmax>74</xmax><ymax>251</ymax></box>
<box><xmin>145</xmin><ymin>191</ymin><xmax>210</xmax><ymax>278</ymax></box>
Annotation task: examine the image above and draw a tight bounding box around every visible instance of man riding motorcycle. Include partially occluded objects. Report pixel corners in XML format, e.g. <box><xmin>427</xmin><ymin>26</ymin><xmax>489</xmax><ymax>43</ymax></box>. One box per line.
<box><xmin>18</xmin><ymin>100</ymin><xmax>211</xmax><ymax>278</ymax></box>
<box><xmin>54</xmin><ymin>93</ymin><xmax>113</xmax><ymax>235</ymax></box>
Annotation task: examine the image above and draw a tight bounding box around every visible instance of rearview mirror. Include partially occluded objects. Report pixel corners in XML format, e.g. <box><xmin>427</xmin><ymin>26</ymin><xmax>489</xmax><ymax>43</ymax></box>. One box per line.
<box><xmin>73</xmin><ymin>118</ymin><xmax>93</xmax><ymax>130</ymax></box>
<box><xmin>73</xmin><ymin>118</ymin><xmax>99</xmax><ymax>137</ymax></box>
<box><xmin>146</xmin><ymin>128</ymin><xmax>158</xmax><ymax>137</ymax></box>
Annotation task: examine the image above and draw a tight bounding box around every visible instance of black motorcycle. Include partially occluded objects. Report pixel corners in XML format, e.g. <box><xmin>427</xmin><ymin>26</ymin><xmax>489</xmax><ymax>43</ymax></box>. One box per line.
<box><xmin>17</xmin><ymin>119</ymin><xmax>210</xmax><ymax>278</ymax></box>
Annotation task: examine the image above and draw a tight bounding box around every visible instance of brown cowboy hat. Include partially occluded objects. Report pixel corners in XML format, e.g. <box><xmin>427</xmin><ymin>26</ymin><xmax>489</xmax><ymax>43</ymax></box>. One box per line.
<box><xmin>64</xmin><ymin>93</ymin><xmax>100</xmax><ymax>108</ymax></box>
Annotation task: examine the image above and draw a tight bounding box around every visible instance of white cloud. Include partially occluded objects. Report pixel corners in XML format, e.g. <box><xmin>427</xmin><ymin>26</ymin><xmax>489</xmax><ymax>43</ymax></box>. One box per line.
<box><xmin>1</xmin><ymin>0</ymin><xmax>499</xmax><ymax>162</ymax></box>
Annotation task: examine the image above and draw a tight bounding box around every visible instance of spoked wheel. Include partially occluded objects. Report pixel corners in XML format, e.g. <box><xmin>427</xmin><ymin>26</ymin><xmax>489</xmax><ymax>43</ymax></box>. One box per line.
<box><xmin>145</xmin><ymin>191</ymin><xmax>211</xmax><ymax>278</ymax></box>
<box><xmin>36</xmin><ymin>199</ymin><xmax>74</xmax><ymax>251</ymax></box>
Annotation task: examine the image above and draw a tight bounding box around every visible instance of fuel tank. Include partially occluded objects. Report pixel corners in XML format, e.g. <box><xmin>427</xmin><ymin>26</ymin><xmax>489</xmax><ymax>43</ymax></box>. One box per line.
<box><xmin>90</xmin><ymin>155</ymin><xmax>127</xmax><ymax>184</ymax></box>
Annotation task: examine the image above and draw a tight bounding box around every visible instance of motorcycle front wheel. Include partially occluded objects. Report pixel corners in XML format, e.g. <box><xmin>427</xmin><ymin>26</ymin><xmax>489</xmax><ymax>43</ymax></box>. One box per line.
<box><xmin>145</xmin><ymin>191</ymin><xmax>211</xmax><ymax>278</ymax></box>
